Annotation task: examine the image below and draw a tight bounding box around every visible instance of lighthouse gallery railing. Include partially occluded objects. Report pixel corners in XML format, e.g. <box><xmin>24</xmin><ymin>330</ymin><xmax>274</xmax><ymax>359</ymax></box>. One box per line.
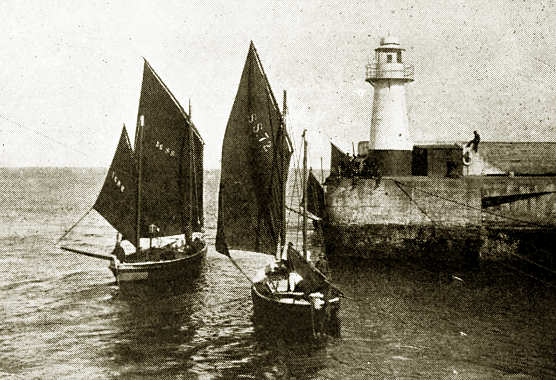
<box><xmin>365</xmin><ymin>63</ymin><xmax>414</xmax><ymax>81</ymax></box>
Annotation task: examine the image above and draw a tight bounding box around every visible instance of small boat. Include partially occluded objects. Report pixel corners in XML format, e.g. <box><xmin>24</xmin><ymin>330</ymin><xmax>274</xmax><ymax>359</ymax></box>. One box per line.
<box><xmin>216</xmin><ymin>42</ymin><xmax>341</xmax><ymax>339</ymax></box>
<box><xmin>61</xmin><ymin>59</ymin><xmax>207</xmax><ymax>284</ymax></box>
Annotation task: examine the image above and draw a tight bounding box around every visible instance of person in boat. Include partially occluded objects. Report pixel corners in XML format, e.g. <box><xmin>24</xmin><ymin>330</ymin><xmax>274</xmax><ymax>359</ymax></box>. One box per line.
<box><xmin>294</xmin><ymin>278</ymin><xmax>311</xmax><ymax>294</ymax></box>
<box><xmin>191</xmin><ymin>237</ymin><xmax>204</xmax><ymax>252</ymax></box>
<box><xmin>466</xmin><ymin>130</ymin><xmax>480</xmax><ymax>152</ymax></box>
<box><xmin>112</xmin><ymin>241</ymin><xmax>125</xmax><ymax>262</ymax></box>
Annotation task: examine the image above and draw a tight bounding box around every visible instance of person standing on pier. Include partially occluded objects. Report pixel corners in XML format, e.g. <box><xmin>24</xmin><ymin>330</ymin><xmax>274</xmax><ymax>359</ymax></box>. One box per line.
<box><xmin>466</xmin><ymin>130</ymin><xmax>481</xmax><ymax>152</ymax></box>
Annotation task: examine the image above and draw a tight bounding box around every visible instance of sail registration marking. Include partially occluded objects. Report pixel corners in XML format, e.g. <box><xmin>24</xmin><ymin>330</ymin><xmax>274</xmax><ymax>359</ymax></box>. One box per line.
<box><xmin>110</xmin><ymin>171</ymin><xmax>126</xmax><ymax>192</ymax></box>
<box><xmin>248</xmin><ymin>113</ymin><xmax>271</xmax><ymax>152</ymax></box>
<box><xmin>155</xmin><ymin>141</ymin><xmax>176</xmax><ymax>157</ymax></box>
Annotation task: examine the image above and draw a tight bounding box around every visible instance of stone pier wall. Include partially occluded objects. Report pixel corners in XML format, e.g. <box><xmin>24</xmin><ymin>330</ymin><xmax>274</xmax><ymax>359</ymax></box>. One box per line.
<box><xmin>478</xmin><ymin>176</ymin><xmax>556</xmax><ymax>227</ymax></box>
<box><xmin>323</xmin><ymin>175</ymin><xmax>556</xmax><ymax>263</ymax></box>
<box><xmin>325</xmin><ymin>176</ymin><xmax>482</xmax><ymax>227</ymax></box>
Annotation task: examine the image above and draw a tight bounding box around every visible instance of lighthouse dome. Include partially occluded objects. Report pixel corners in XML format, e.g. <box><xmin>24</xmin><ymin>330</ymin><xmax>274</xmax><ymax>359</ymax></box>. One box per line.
<box><xmin>380</xmin><ymin>35</ymin><xmax>400</xmax><ymax>46</ymax></box>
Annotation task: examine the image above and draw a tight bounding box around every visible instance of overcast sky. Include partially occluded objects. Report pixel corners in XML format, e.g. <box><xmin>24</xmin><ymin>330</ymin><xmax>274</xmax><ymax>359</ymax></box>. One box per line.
<box><xmin>0</xmin><ymin>0</ymin><xmax>554</xmax><ymax>168</ymax></box>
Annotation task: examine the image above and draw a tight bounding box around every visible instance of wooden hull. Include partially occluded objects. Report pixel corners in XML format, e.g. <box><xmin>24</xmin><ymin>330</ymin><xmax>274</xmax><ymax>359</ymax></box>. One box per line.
<box><xmin>108</xmin><ymin>244</ymin><xmax>206</xmax><ymax>284</ymax></box>
<box><xmin>251</xmin><ymin>280</ymin><xmax>340</xmax><ymax>340</ymax></box>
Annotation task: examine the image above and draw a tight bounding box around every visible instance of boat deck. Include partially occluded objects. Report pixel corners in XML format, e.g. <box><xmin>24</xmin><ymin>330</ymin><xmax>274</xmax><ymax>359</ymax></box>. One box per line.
<box><xmin>124</xmin><ymin>241</ymin><xmax>205</xmax><ymax>263</ymax></box>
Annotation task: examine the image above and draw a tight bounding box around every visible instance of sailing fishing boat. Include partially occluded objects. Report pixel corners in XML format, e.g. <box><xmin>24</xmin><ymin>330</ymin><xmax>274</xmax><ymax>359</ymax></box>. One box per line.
<box><xmin>216</xmin><ymin>42</ymin><xmax>340</xmax><ymax>338</ymax></box>
<box><xmin>61</xmin><ymin>59</ymin><xmax>207</xmax><ymax>284</ymax></box>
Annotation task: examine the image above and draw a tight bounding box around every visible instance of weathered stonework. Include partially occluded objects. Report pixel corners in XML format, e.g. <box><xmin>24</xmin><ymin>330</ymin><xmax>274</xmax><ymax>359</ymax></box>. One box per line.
<box><xmin>323</xmin><ymin>175</ymin><xmax>556</xmax><ymax>265</ymax></box>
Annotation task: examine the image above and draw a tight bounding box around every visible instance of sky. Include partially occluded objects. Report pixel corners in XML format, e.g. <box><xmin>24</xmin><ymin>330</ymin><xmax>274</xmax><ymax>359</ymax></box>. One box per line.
<box><xmin>0</xmin><ymin>0</ymin><xmax>554</xmax><ymax>168</ymax></box>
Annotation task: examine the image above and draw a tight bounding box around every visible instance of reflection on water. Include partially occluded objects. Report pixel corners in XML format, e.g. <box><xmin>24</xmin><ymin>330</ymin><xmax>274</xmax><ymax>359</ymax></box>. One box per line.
<box><xmin>3</xmin><ymin>235</ymin><xmax>555</xmax><ymax>379</ymax></box>
<box><xmin>1</xmin><ymin>168</ymin><xmax>555</xmax><ymax>379</ymax></box>
<box><xmin>109</xmin><ymin>280</ymin><xmax>203</xmax><ymax>378</ymax></box>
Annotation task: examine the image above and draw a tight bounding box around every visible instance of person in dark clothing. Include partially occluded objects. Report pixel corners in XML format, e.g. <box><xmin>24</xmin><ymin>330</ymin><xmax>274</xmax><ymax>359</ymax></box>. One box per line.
<box><xmin>360</xmin><ymin>156</ymin><xmax>380</xmax><ymax>178</ymax></box>
<box><xmin>191</xmin><ymin>237</ymin><xmax>205</xmax><ymax>252</ymax></box>
<box><xmin>112</xmin><ymin>242</ymin><xmax>125</xmax><ymax>262</ymax></box>
<box><xmin>466</xmin><ymin>130</ymin><xmax>480</xmax><ymax>152</ymax></box>
<box><xmin>339</xmin><ymin>154</ymin><xmax>354</xmax><ymax>177</ymax></box>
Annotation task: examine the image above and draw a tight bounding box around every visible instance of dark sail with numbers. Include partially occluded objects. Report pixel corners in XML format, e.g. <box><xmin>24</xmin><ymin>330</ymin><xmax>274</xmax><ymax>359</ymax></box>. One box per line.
<box><xmin>135</xmin><ymin>60</ymin><xmax>204</xmax><ymax>240</ymax></box>
<box><xmin>216</xmin><ymin>41</ymin><xmax>293</xmax><ymax>256</ymax></box>
<box><xmin>60</xmin><ymin>59</ymin><xmax>208</xmax><ymax>285</ymax></box>
<box><xmin>93</xmin><ymin>126</ymin><xmax>138</xmax><ymax>246</ymax></box>
<box><xmin>213</xmin><ymin>42</ymin><xmax>341</xmax><ymax>338</ymax></box>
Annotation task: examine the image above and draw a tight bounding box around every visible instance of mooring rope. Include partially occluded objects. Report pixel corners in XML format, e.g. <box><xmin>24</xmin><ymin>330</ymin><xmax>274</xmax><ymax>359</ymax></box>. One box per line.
<box><xmin>226</xmin><ymin>253</ymin><xmax>254</xmax><ymax>285</ymax></box>
<box><xmin>507</xmin><ymin>251</ymin><xmax>556</xmax><ymax>276</ymax></box>
<box><xmin>389</xmin><ymin>178</ymin><xmax>555</xmax><ymax>284</ymax></box>
<box><xmin>392</xmin><ymin>180</ymin><xmax>438</xmax><ymax>227</ymax></box>
<box><xmin>496</xmin><ymin>260</ymin><xmax>554</xmax><ymax>288</ymax></box>
<box><xmin>392</xmin><ymin>179</ymin><xmax>553</xmax><ymax>229</ymax></box>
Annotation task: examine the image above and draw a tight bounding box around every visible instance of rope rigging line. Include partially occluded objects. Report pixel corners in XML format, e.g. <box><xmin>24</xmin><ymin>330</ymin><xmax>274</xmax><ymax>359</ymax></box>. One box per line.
<box><xmin>496</xmin><ymin>260</ymin><xmax>555</xmax><ymax>288</ymax></box>
<box><xmin>391</xmin><ymin>179</ymin><xmax>554</xmax><ymax>229</ymax></box>
<box><xmin>286</xmin><ymin>205</ymin><xmax>320</xmax><ymax>221</ymax></box>
<box><xmin>0</xmin><ymin>113</ymin><xmax>94</xmax><ymax>159</ymax></box>
<box><xmin>507</xmin><ymin>251</ymin><xmax>556</xmax><ymax>276</ymax></box>
<box><xmin>392</xmin><ymin>180</ymin><xmax>438</xmax><ymax>227</ymax></box>
<box><xmin>390</xmin><ymin>178</ymin><xmax>555</xmax><ymax>283</ymax></box>
<box><xmin>226</xmin><ymin>253</ymin><xmax>254</xmax><ymax>285</ymax></box>
<box><xmin>55</xmin><ymin>206</ymin><xmax>94</xmax><ymax>243</ymax></box>
<box><xmin>286</xmin><ymin>135</ymin><xmax>304</xmax><ymax>247</ymax></box>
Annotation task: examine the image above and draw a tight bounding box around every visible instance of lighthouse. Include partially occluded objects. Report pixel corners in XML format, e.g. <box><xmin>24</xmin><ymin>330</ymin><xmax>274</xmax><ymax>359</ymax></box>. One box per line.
<box><xmin>365</xmin><ymin>36</ymin><xmax>414</xmax><ymax>175</ymax></box>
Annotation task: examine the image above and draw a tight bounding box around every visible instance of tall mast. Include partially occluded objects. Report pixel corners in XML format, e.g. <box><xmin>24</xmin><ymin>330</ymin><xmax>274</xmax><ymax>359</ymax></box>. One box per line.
<box><xmin>320</xmin><ymin>156</ymin><xmax>324</xmax><ymax>183</ymax></box>
<box><xmin>136</xmin><ymin>115</ymin><xmax>144</xmax><ymax>252</ymax></box>
<box><xmin>278</xmin><ymin>90</ymin><xmax>287</xmax><ymax>261</ymax></box>
<box><xmin>184</xmin><ymin>119</ymin><xmax>193</xmax><ymax>245</ymax></box>
<box><xmin>283</xmin><ymin>90</ymin><xmax>287</xmax><ymax>120</ymax></box>
<box><xmin>302</xmin><ymin>129</ymin><xmax>308</xmax><ymax>260</ymax></box>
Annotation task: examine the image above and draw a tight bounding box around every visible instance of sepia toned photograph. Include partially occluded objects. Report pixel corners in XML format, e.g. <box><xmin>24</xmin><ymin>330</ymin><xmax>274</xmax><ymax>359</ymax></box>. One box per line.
<box><xmin>1</xmin><ymin>1</ymin><xmax>554</xmax><ymax>378</ymax></box>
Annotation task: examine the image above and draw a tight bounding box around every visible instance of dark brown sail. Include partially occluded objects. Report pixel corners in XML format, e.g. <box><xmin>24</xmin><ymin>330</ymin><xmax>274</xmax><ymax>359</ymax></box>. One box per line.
<box><xmin>93</xmin><ymin>126</ymin><xmax>137</xmax><ymax>246</ymax></box>
<box><xmin>216</xmin><ymin>42</ymin><xmax>292</xmax><ymax>256</ymax></box>
<box><xmin>306</xmin><ymin>169</ymin><xmax>325</xmax><ymax>219</ymax></box>
<box><xmin>330</xmin><ymin>143</ymin><xmax>351</xmax><ymax>177</ymax></box>
<box><xmin>286</xmin><ymin>244</ymin><xmax>328</xmax><ymax>294</ymax></box>
<box><xmin>191</xmin><ymin>133</ymin><xmax>204</xmax><ymax>230</ymax></box>
<box><xmin>135</xmin><ymin>60</ymin><xmax>204</xmax><ymax>239</ymax></box>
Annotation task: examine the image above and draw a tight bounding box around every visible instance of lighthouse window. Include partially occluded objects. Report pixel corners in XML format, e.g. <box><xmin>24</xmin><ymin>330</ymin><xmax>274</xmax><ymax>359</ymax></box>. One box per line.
<box><xmin>386</xmin><ymin>54</ymin><xmax>392</xmax><ymax>63</ymax></box>
<box><xmin>397</xmin><ymin>51</ymin><xmax>402</xmax><ymax>63</ymax></box>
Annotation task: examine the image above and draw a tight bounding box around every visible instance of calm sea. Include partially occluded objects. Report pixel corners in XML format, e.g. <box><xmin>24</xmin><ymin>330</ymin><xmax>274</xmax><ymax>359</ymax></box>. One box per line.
<box><xmin>0</xmin><ymin>168</ymin><xmax>554</xmax><ymax>379</ymax></box>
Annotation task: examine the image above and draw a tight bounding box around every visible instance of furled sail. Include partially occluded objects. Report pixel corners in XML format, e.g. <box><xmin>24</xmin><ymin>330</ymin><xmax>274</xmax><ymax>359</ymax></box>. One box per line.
<box><xmin>216</xmin><ymin>42</ymin><xmax>292</xmax><ymax>256</ymax></box>
<box><xmin>191</xmin><ymin>133</ymin><xmax>204</xmax><ymax>230</ymax></box>
<box><xmin>306</xmin><ymin>169</ymin><xmax>325</xmax><ymax>219</ymax></box>
<box><xmin>93</xmin><ymin>126</ymin><xmax>138</xmax><ymax>246</ymax></box>
<box><xmin>286</xmin><ymin>244</ymin><xmax>328</xmax><ymax>294</ymax></box>
<box><xmin>135</xmin><ymin>60</ymin><xmax>204</xmax><ymax>239</ymax></box>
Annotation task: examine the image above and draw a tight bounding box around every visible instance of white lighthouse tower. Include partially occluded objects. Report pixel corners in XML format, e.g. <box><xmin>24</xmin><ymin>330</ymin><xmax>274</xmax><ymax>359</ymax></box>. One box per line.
<box><xmin>365</xmin><ymin>36</ymin><xmax>414</xmax><ymax>175</ymax></box>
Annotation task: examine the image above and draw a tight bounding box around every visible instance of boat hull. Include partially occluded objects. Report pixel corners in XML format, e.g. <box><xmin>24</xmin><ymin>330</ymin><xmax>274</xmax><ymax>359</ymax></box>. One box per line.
<box><xmin>251</xmin><ymin>281</ymin><xmax>340</xmax><ymax>340</ymax></box>
<box><xmin>108</xmin><ymin>244</ymin><xmax>206</xmax><ymax>284</ymax></box>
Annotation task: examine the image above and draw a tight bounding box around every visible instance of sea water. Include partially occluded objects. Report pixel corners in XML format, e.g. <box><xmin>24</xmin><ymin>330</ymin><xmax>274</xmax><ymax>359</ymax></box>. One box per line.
<box><xmin>0</xmin><ymin>168</ymin><xmax>554</xmax><ymax>379</ymax></box>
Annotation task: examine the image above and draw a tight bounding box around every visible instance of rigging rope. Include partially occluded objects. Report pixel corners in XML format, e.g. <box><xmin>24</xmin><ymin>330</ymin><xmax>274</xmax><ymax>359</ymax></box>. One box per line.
<box><xmin>0</xmin><ymin>113</ymin><xmax>95</xmax><ymax>159</ymax></box>
<box><xmin>388</xmin><ymin>178</ymin><xmax>555</xmax><ymax>284</ymax></box>
<box><xmin>496</xmin><ymin>260</ymin><xmax>554</xmax><ymax>288</ymax></box>
<box><xmin>392</xmin><ymin>179</ymin><xmax>553</xmax><ymax>229</ymax></box>
<box><xmin>226</xmin><ymin>253</ymin><xmax>254</xmax><ymax>285</ymax></box>
<box><xmin>507</xmin><ymin>251</ymin><xmax>556</xmax><ymax>276</ymax></box>
<box><xmin>286</xmin><ymin>136</ymin><xmax>304</xmax><ymax>247</ymax></box>
<box><xmin>55</xmin><ymin>206</ymin><xmax>94</xmax><ymax>243</ymax></box>
<box><xmin>392</xmin><ymin>180</ymin><xmax>438</xmax><ymax>227</ymax></box>
<box><xmin>286</xmin><ymin>205</ymin><xmax>320</xmax><ymax>221</ymax></box>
